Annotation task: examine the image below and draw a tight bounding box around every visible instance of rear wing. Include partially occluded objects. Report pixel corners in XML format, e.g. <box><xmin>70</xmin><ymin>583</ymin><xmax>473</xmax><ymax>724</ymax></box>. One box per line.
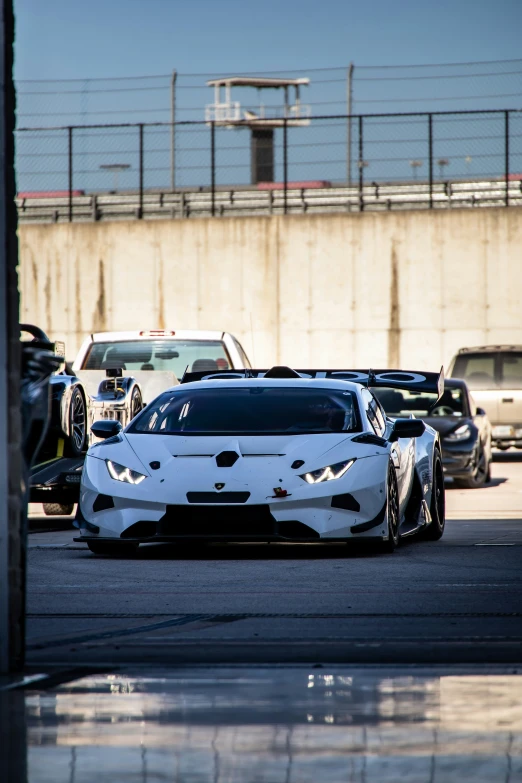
<box><xmin>181</xmin><ymin>367</ymin><xmax>445</xmax><ymax>398</ymax></box>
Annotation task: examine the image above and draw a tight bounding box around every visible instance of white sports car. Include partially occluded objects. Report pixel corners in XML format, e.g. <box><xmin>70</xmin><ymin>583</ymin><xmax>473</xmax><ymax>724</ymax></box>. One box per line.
<box><xmin>74</xmin><ymin>366</ymin><xmax>446</xmax><ymax>556</ymax></box>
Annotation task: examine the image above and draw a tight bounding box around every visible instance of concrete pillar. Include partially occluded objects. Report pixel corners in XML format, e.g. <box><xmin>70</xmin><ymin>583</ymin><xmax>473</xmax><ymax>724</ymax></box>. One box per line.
<box><xmin>0</xmin><ymin>0</ymin><xmax>24</xmax><ymax>673</ymax></box>
<box><xmin>251</xmin><ymin>128</ymin><xmax>274</xmax><ymax>184</ymax></box>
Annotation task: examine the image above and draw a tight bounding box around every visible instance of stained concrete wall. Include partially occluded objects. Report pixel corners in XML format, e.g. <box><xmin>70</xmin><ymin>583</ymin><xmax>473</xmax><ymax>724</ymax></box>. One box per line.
<box><xmin>19</xmin><ymin>208</ymin><xmax>522</xmax><ymax>372</ymax></box>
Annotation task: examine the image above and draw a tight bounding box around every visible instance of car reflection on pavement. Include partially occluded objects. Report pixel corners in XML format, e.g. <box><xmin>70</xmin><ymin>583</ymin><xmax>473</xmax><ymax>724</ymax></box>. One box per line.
<box><xmin>17</xmin><ymin>667</ymin><xmax>522</xmax><ymax>782</ymax></box>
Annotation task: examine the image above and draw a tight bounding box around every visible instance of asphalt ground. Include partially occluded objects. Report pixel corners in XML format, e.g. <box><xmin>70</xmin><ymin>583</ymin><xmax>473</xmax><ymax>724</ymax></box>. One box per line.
<box><xmin>25</xmin><ymin>454</ymin><xmax>522</xmax><ymax>667</ymax></box>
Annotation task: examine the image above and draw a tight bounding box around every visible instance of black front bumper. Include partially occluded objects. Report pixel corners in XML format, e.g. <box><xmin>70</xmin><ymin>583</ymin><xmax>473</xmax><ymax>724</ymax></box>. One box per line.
<box><xmin>30</xmin><ymin>457</ymin><xmax>84</xmax><ymax>503</ymax></box>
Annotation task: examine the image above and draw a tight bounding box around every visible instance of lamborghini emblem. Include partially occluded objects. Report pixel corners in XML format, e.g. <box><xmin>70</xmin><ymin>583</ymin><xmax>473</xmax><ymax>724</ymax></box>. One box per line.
<box><xmin>215</xmin><ymin>483</ymin><xmax>225</xmax><ymax>491</ymax></box>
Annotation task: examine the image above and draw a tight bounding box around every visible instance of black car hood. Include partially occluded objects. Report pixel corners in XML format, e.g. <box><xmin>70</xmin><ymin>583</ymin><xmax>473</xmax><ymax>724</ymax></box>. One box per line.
<box><xmin>424</xmin><ymin>416</ymin><xmax>471</xmax><ymax>437</ymax></box>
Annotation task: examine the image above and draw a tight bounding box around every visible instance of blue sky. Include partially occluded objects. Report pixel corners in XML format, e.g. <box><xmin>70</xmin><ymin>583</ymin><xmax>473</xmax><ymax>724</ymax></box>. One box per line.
<box><xmin>13</xmin><ymin>0</ymin><xmax>522</xmax><ymax>193</ymax></box>
<box><xmin>14</xmin><ymin>0</ymin><xmax>522</xmax><ymax>81</ymax></box>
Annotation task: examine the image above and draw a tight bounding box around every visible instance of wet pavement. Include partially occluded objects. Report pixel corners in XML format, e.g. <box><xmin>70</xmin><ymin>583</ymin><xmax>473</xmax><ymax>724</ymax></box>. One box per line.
<box><xmin>1</xmin><ymin>666</ymin><xmax>521</xmax><ymax>782</ymax></box>
<box><xmin>5</xmin><ymin>456</ymin><xmax>520</xmax><ymax>780</ymax></box>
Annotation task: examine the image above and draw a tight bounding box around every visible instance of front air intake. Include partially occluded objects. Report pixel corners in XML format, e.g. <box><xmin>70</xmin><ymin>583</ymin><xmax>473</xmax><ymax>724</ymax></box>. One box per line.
<box><xmin>92</xmin><ymin>494</ymin><xmax>115</xmax><ymax>513</ymax></box>
<box><xmin>215</xmin><ymin>451</ymin><xmax>240</xmax><ymax>467</ymax></box>
<box><xmin>121</xmin><ymin>521</ymin><xmax>158</xmax><ymax>539</ymax></box>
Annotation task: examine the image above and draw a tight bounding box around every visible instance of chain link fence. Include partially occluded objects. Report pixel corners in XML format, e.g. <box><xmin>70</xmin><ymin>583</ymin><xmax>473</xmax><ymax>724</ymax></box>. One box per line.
<box><xmin>15</xmin><ymin>109</ymin><xmax>522</xmax><ymax>222</ymax></box>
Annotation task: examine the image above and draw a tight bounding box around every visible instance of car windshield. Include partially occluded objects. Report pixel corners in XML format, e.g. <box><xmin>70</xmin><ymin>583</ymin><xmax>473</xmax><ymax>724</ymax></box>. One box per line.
<box><xmin>128</xmin><ymin>387</ymin><xmax>361</xmax><ymax>435</ymax></box>
<box><xmin>500</xmin><ymin>352</ymin><xmax>522</xmax><ymax>389</ymax></box>
<box><xmin>373</xmin><ymin>386</ymin><xmax>467</xmax><ymax>418</ymax></box>
<box><xmin>451</xmin><ymin>353</ymin><xmax>496</xmax><ymax>389</ymax></box>
<box><xmin>451</xmin><ymin>351</ymin><xmax>522</xmax><ymax>389</ymax></box>
<box><xmin>82</xmin><ymin>340</ymin><xmax>231</xmax><ymax>377</ymax></box>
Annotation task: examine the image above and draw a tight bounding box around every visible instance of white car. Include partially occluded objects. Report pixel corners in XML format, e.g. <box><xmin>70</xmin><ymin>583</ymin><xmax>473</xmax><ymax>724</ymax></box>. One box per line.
<box><xmin>72</xmin><ymin>329</ymin><xmax>252</xmax><ymax>405</ymax></box>
<box><xmin>74</xmin><ymin>366</ymin><xmax>445</xmax><ymax>556</ymax></box>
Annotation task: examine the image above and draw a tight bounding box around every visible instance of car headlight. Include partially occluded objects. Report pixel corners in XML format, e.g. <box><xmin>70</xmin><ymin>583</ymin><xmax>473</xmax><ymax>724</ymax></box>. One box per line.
<box><xmin>106</xmin><ymin>459</ymin><xmax>147</xmax><ymax>484</ymax></box>
<box><xmin>445</xmin><ymin>424</ymin><xmax>472</xmax><ymax>442</ymax></box>
<box><xmin>300</xmin><ymin>459</ymin><xmax>355</xmax><ymax>484</ymax></box>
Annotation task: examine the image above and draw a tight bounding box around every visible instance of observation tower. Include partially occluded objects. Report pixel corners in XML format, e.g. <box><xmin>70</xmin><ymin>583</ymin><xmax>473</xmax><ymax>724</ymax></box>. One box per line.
<box><xmin>205</xmin><ymin>76</ymin><xmax>310</xmax><ymax>184</ymax></box>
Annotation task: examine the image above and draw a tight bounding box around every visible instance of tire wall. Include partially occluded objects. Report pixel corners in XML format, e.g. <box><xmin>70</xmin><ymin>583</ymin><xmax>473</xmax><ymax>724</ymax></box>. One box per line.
<box><xmin>18</xmin><ymin>207</ymin><xmax>522</xmax><ymax>372</ymax></box>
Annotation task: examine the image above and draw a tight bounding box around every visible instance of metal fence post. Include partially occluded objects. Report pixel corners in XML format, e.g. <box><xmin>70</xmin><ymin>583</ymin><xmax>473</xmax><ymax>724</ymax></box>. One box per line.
<box><xmin>283</xmin><ymin>118</ymin><xmax>288</xmax><ymax>215</ymax></box>
<box><xmin>138</xmin><ymin>124</ymin><xmax>144</xmax><ymax>218</ymax></box>
<box><xmin>68</xmin><ymin>126</ymin><xmax>73</xmax><ymax>222</ymax></box>
<box><xmin>358</xmin><ymin>115</ymin><xmax>364</xmax><ymax>211</ymax></box>
<box><xmin>170</xmin><ymin>70</ymin><xmax>177</xmax><ymax>191</ymax></box>
<box><xmin>505</xmin><ymin>110</ymin><xmax>510</xmax><ymax>207</ymax></box>
<box><xmin>346</xmin><ymin>63</ymin><xmax>354</xmax><ymax>185</ymax></box>
<box><xmin>428</xmin><ymin>113</ymin><xmax>433</xmax><ymax>209</ymax></box>
<box><xmin>211</xmin><ymin>120</ymin><xmax>215</xmax><ymax>217</ymax></box>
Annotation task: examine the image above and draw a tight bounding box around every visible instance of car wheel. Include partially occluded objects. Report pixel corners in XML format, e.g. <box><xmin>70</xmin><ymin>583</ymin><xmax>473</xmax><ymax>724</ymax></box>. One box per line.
<box><xmin>130</xmin><ymin>386</ymin><xmax>143</xmax><ymax>421</ymax></box>
<box><xmin>379</xmin><ymin>462</ymin><xmax>400</xmax><ymax>553</ymax></box>
<box><xmin>43</xmin><ymin>502</ymin><xmax>74</xmax><ymax>516</ymax></box>
<box><xmin>65</xmin><ymin>387</ymin><xmax>87</xmax><ymax>456</ymax></box>
<box><xmin>87</xmin><ymin>541</ymin><xmax>139</xmax><ymax>557</ymax></box>
<box><xmin>454</xmin><ymin>443</ymin><xmax>488</xmax><ymax>489</ymax></box>
<box><xmin>422</xmin><ymin>450</ymin><xmax>445</xmax><ymax>540</ymax></box>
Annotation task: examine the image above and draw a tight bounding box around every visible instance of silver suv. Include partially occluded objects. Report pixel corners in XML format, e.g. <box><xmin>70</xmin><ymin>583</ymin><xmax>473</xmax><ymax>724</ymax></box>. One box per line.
<box><xmin>448</xmin><ymin>346</ymin><xmax>522</xmax><ymax>450</ymax></box>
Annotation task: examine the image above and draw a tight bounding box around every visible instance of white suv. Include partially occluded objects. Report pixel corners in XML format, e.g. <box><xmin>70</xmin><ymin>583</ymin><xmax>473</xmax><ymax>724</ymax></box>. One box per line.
<box><xmin>72</xmin><ymin>329</ymin><xmax>252</xmax><ymax>404</ymax></box>
<box><xmin>448</xmin><ymin>345</ymin><xmax>522</xmax><ymax>450</ymax></box>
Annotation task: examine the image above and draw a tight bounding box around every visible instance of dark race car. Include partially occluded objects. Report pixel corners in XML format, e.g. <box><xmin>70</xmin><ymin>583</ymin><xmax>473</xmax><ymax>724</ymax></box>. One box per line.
<box><xmin>24</xmin><ymin>324</ymin><xmax>144</xmax><ymax>516</ymax></box>
<box><xmin>374</xmin><ymin>379</ymin><xmax>492</xmax><ymax>488</ymax></box>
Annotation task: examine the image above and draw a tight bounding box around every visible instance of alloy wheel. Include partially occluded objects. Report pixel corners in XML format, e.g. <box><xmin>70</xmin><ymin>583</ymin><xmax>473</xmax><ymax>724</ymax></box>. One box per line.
<box><xmin>69</xmin><ymin>388</ymin><xmax>86</xmax><ymax>454</ymax></box>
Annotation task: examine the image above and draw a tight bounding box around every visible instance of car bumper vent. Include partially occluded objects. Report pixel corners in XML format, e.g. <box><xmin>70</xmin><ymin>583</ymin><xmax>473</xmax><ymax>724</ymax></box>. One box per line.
<box><xmin>277</xmin><ymin>521</ymin><xmax>320</xmax><ymax>539</ymax></box>
<box><xmin>92</xmin><ymin>494</ymin><xmax>115</xmax><ymax>513</ymax></box>
<box><xmin>159</xmin><ymin>504</ymin><xmax>276</xmax><ymax>537</ymax></box>
<box><xmin>187</xmin><ymin>491</ymin><xmax>250</xmax><ymax>504</ymax></box>
<box><xmin>121</xmin><ymin>521</ymin><xmax>159</xmax><ymax>539</ymax></box>
<box><xmin>331</xmin><ymin>493</ymin><xmax>360</xmax><ymax>512</ymax></box>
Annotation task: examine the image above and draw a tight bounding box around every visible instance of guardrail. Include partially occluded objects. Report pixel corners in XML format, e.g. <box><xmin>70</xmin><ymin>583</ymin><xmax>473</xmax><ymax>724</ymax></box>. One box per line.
<box><xmin>16</xmin><ymin>178</ymin><xmax>522</xmax><ymax>224</ymax></box>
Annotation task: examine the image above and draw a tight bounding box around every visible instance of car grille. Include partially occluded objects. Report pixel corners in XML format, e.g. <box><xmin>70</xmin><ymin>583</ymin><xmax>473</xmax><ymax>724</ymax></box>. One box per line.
<box><xmin>157</xmin><ymin>506</ymin><xmax>318</xmax><ymax>539</ymax></box>
<box><xmin>159</xmin><ymin>504</ymin><xmax>275</xmax><ymax>537</ymax></box>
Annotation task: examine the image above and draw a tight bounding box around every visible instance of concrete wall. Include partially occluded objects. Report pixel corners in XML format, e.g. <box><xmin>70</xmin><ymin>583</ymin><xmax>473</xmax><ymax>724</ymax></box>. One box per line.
<box><xmin>19</xmin><ymin>208</ymin><xmax>522</xmax><ymax>372</ymax></box>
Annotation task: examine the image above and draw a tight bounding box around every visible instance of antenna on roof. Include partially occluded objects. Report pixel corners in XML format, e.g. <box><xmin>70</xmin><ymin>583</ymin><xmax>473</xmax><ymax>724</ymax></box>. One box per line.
<box><xmin>181</xmin><ymin>364</ymin><xmax>190</xmax><ymax>383</ymax></box>
<box><xmin>366</xmin><ymin>369</ymin><xmax>377</xmax><ymax>388</ymax></box>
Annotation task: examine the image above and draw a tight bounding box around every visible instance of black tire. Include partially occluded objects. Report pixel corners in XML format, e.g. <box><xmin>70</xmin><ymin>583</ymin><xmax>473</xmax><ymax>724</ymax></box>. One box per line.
<box><xmin>379</xmin><ymin>462</ymin><xmax>400</xmax><ymax>553</ymax></box>
<box><xmin>423</xmin><ymin>451</ymin><xmax>445</xmax><ymax>540</ymax></box>
<box><xmin>87</xmin><ymin>541</ymin><xmax>139</xmax><ymax>557</ymax></box>
<box><xmin>43</xmin><ymin>502</ymin><xmax>74</xmax><ymax>516</ymax></box>
<box><xmin>454</xmin><ymin>443</ymin><xmax>488</xmax><ymax>489</ymax></box>
<box><xmin>64</xmin><ymin>387</ymin><xmax>87</xmax><ymax>457</ymax></box>
<box><xmin>130</xmin><ymin>386</ymin><xmax>143</xmax><ymax>422</ymax></box>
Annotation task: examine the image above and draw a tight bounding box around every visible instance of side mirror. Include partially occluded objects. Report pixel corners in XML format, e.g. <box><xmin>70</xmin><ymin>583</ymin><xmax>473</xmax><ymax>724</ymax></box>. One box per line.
<box><xmin>389</xmin><ymin>418</ymin><xmax>425</xmax><ymax>442</ymax></box>
<box><xmin>476</xmin><ymin>407</ymin><xmax>486</xmax><ymax>416</ymax></box>
<box><xmin>91</xmin><ymin>419</ymin><xmax>123</xmax><ymax>439</ymax></box>
<box><xmin>106</xmin><ymin>367</ymin><xmax>124</xmax><ymax>378</ymax></box>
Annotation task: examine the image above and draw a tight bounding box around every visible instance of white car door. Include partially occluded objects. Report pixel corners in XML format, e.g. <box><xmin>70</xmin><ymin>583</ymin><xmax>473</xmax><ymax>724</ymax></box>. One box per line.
<box><xmin>365</xmin><ymin>389</ymin><xmax>415</xmax><ymax>513</ymax></box>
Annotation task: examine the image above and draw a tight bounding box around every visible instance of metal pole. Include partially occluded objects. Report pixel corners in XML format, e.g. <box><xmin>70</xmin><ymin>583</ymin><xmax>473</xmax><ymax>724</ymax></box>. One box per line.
<box><xmin>428</xmin><ymin>114</ymin><xmax>433</xmax><ymax>209</ymax></box>
<box><xmin>0</xmin><ymin>98</ymin><xmax>8</xmax><ymax>674</ymax></box>
<box><xmin>68</xmin><ymin>126</ymin><xmax>73</xmax><ymax>222</ymax></box>
<box><xmin>139</xmin><ymin>123</ymin><xmax>144</xmax><ymax>218</ymax></box>
<box><xmin>347</xmin><ymin>62</ymin><xmax>354</xmax><ymax>185</ymax></box>
<box><xmin>283</xmin><ymin>118</ymin><xmax>288</xmax><ymax>214</ymax></box>
<box><xmin>504</xmin><ymin>110</ymin><xmax>509</xmax><ymax>207</ymax></box>
<box><xmin>0</xmin><ymin>0</ymin><xmax>23</xmax><ymax>673</ymax></box>
<box><xmin>170</xmin><ymin>70</ymin><xmax>177</xmax><ymax>191</ymax></box>
<box><xmin>358</xmin><ymin>115</ymin><xmax>364</xmax><ymax>211</ymax></box>
<box><xmin>210</xmin><ymin>120</ymin><xmax>215</xmax><ymax>216</ymax></box>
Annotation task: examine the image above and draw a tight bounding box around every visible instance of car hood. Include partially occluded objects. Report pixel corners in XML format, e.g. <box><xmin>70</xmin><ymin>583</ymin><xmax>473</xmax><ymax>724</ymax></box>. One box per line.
<box><xmin>88</xmin><ymin>431</ymin><xmax>388</xmax><ymax>475</ymax></box>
